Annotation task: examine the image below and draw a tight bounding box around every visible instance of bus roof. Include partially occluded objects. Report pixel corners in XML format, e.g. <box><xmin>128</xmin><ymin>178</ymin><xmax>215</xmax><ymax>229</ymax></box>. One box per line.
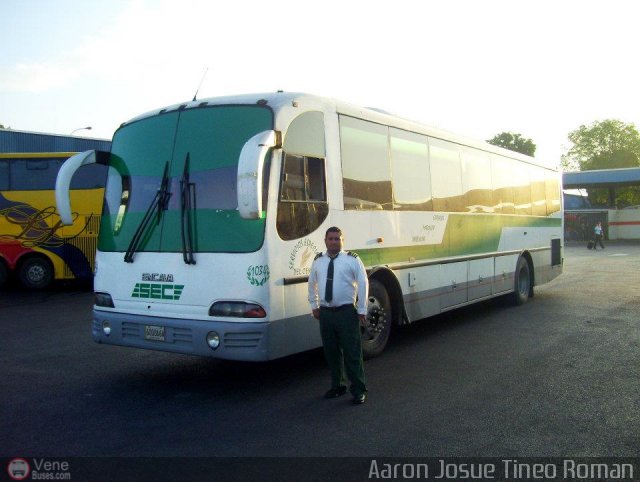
<box><xmin>120</xmin><ymin>91</ymin><xmax>553</xmax><ymax>171</ymax></box>
<box><xmin>0</xmin><ymin>152</ymin><xmax>78</xmax><ymax>159</ymax></box>
<box><xmin>0</xmin><ymin>128</ymin><xmax>111</xmax><ymax>153</ymax></box>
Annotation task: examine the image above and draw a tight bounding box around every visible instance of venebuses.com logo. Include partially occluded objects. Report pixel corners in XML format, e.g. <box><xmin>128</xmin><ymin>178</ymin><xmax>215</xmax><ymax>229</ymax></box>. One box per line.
<box><xmin>7</xmin><ymin>458</ymin><xmax>71</xmax><ymax>480</ymax></box>
<box><xmin>7</xmin><ymin>459</ymin><xmax>30</xmax><ymax>480</ymax></box>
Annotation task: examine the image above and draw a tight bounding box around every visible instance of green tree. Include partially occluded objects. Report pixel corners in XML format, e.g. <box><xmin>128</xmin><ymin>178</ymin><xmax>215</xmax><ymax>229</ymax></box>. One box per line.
<box><xmin>561</xmin><ymin>119</ymin><xmax>640</xmax><ymax>171</ymax></box>
<box><xmin>486</xmin><ymin>132</ymin><xmax>536</xmax><ymax>156</ymax></box>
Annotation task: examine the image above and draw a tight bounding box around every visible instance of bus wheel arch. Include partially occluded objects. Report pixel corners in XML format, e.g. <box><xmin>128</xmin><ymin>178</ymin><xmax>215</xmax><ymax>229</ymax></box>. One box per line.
<box><xmin>524</xmin><ymin>251</ymin><xmax>535</xmax><ymax>298</ymax></box>
<box><xmin>17</xmin><ymin>255</ymin><xmax>54</xmax><ymax>290</ymax></box>
<box><xmin>362</xmin><ymin>268</ymin><xmax>404</xmax><ymax>359</ymax></box>
<box><xmin>511</xmin><ymin>253</ymin><xmax>533</xmax><ymax>306</ymax></box>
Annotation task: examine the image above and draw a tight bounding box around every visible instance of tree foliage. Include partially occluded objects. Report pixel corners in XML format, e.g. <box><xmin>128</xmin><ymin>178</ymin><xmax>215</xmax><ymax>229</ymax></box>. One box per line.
<box><xmin>561</xmin><ymin>119</ymin><xmax>640</xmax><ymax>171</ymax></box>
<box><xmin>486</xmin><ymin>132</ymin><xmax>536</xmax><ymax>156</ymax></box>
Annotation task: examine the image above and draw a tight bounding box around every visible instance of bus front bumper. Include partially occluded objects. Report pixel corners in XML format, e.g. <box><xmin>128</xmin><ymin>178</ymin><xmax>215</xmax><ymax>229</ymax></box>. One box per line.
<box><xmin>92</xmin><ymin>310</ymin><xmax>321</xmax><ymax>361</ymax></box>
<box><xmin>92</xmin><ymin>310</ymin><xmax>274</xmax><ymax>361</ymax></box>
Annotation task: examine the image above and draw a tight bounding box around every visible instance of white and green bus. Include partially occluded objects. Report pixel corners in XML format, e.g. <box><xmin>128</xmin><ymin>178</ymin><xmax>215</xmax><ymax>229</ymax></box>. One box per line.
<box><xmin>56</xmin><ymin>92</ymin><xmax>563</xmax><ymax>361</ymax></box>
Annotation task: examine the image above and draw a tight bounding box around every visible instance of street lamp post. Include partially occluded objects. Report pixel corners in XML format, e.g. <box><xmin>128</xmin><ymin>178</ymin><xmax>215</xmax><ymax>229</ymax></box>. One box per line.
<box><xmin>70</xmin><ymin>126</ymin><xmax>92</xmax><ymax>135</ymax></box>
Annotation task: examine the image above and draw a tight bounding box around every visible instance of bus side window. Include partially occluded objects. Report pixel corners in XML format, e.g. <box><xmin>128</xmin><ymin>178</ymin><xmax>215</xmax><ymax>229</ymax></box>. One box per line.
<box><xmin>277</xmin><ymin>112</ymin><xmax>328</xmax><ymax>241</ymax></box>
<box><xmin>70</xmin><ymin>163</ymin><xmax>108</xmax><ymax>189</ymax></box>
<box><xmin>340</xmin><ymin>116</ymin><xmax>393</xmax><ymax>210</ymax></box>
<box><xmin>12</xmin><ymin>159</ymin><xmax>56</xmax><ymax>190</ymax></box>
<box><xmin>277</xmin><ymin>154</ymin><xmax>328</xmax><ymax>240</ymax></box>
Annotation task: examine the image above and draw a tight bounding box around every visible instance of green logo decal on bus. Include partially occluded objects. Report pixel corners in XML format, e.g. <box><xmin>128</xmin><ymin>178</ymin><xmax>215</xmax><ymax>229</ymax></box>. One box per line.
<box><xmin>131</xmin><ymin>283</ymin><xmax>185</xmax><ymax>300</ymax></box>
<box><xmin>288</xmin><ymin>238</ymin><xmax>319</xmax><ymax>276</ymax></box>
<box><xmin>247</xmin><ymin>265</ymin><xmax>270</xmax><ymax>286</ymax></box>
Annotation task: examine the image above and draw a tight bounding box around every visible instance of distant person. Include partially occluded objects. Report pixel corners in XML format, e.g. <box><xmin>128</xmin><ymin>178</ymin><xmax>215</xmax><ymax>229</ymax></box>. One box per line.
<box><xmin>593</xmin><ymin>222</ymin><xmax>605</xmax><ymax>250</ymax></box>
<box><xmin>308</xmin><ymin>226</ymin><xmax>369</xmax><ymax>405</ymax></box>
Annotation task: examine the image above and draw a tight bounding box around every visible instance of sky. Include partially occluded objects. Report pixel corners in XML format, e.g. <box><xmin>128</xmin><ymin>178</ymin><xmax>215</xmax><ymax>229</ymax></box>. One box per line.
<box><xmin>1</xmin><ymin>0</ymin><xmax>639</xmax><ymax>169</ymax></box>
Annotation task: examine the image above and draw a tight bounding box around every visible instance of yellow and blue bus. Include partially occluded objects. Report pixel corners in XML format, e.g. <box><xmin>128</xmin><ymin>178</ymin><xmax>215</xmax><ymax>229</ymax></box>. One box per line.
<box><xmin>56</xmin><ymin>92</ymin><xmax>563</xmax><ymax>360</ymax></box>
<box><xmin>0</xmin><ymin>152</ymin><xmax>106</xmax><ymax>289</ymax></box>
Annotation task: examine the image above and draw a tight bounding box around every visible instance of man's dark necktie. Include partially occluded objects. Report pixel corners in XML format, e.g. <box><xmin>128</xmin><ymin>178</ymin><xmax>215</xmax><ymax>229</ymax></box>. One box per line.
<box><xmin>325</xmin><ymin>256</ymin><xmax>335</xmax><ymax>302</ymax></box>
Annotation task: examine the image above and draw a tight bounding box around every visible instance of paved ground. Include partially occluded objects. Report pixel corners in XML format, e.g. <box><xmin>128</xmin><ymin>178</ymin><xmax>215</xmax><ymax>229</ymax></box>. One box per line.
<box><xmin>1</xmin><ymin>242</ymin><xmax>639</xmax><ymax>464</ymax></box>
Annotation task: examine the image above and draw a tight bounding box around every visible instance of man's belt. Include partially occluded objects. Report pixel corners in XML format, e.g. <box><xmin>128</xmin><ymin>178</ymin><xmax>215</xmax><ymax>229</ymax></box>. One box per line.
<box><xmin>320</xmin><ymin>304</ymin><xmax>355</xmax><ymax>312</ymax></box>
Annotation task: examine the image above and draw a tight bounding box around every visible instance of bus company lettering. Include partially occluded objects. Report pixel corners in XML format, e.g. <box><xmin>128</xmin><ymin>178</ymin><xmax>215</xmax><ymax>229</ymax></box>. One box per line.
<box><xmin>142</xmin><ymin>273</ymin><xmax>174</xmax><ymax>282</ymax></box>
<box><xmin>288</xmin><ymin>238</ymin><xmax>319</xmax><ymax>276</ymax></box>
<box><xmin>131</xmin><ymin>283</ymin><xmax>184</xmax><ymax>300</ymax></box>
<box><xmin>411</xmin><ymin>215</ymin><xmax>448</xmax><ymax>245</ymax></box>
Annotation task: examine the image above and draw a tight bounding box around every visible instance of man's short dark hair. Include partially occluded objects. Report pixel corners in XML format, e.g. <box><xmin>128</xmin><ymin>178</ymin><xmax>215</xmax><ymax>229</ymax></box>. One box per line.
<box><xmin>325</xmin><ymin>226</ymin><xmax>342</xmax><ymax>237</ymax></box>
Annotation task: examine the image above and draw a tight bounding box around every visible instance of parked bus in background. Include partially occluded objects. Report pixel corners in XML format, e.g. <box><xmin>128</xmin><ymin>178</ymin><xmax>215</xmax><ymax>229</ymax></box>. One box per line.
<box><xmin>0</xmin><ymin>152</ymin><xmax>107</xmax><ymax>289</ymax></box>
<box><xmin>56</xmin><ymin>92</ymin><xmax>563</xmax><ymax>360</ymax></box>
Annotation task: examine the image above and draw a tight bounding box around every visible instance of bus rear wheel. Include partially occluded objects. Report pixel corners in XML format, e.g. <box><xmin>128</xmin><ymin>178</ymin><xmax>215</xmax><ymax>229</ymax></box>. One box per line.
<box><xmin>511</xmin><ymin>256</ymin><xmax>531</xmax><ymax>306</ymax></box>
<box><xmin>361</xmin><ymin>279</ymin><xmax>392</xmax><ymax>359</ymax></box>
<box><xmin>18</xmin><ymin>257</ymin><xmax>53</xmax><ymax>290</ymax></box>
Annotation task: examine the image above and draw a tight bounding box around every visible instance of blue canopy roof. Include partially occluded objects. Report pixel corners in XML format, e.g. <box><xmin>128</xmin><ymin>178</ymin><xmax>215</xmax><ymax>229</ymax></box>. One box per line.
<box><xmin>563</xmin><ymin>168</ymin><xmax>640</xmax><ymax>188</ymax></box>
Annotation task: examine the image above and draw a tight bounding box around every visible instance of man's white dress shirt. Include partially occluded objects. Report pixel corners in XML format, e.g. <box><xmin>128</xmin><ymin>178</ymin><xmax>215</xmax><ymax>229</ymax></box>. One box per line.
<box><xmin>308</xmin><ymin>250</ymin><xmax>368</xmax><ymax>315</ymax></box>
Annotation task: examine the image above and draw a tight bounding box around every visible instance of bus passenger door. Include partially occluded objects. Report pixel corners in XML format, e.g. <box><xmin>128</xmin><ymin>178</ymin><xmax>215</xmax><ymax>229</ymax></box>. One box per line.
<box><xmin>277</xmin><ymin>111</ymin><xmax>329</xmax><ymax>353</ymax></box>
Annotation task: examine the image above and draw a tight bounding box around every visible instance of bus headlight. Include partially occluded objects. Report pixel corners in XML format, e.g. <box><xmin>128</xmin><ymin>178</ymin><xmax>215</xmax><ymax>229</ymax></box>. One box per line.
<box><xmin>206</xmin><ymin>331</ymin><xmax>220</xmax><ymax>349</ymax></box>
<box><xmin>102</xmin><ymin>321</ymin><xmax>111</xmax><ymax>336</ymax></box>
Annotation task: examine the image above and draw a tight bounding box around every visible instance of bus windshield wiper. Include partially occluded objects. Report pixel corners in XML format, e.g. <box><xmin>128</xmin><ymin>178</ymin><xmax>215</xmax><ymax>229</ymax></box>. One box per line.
<box><xmin>124</xmin><ymin>162</ymin><xmax>171</xmax><ymax>263</ymax></box>
<box><xmin>180</xmin><ymin>153</ymin><xmax>196</xmax><ymax>265</ymax></box>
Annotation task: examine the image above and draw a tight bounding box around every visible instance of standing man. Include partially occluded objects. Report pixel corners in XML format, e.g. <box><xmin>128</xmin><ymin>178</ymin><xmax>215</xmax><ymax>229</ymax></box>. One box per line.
<box><xmin>594</xmin><ymin>221</ymin><xmax>605</xmax><ymax>249</ymax></box>
<box><xmin>308</xmin><ymin>227</ymin><xmax>369</xmax><ymax>404</ymax></box>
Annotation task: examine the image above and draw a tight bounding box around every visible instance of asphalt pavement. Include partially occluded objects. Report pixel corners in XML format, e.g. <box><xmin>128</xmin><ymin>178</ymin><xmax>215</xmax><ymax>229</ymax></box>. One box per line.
<box><xmin>1</xmin><ymin>242</ymin><xmax>639</xmax><ymax>461</ymax></box>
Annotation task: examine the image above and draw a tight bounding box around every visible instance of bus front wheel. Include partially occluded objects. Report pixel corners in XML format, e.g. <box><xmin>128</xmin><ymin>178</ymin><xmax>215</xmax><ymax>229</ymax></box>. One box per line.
<box><xmin>361</xmin><ymin>279</ymin><xmax>392</xmax><ymax>359</ymax></box>
<box><xmin>511</xmin><ymin>256</ymin><xmax>531</xmax><ymax>306</ymax></box>
<box><xmin>18</xmin><ymin>257</ymin><xmax>53</xmax><ymax>290</ymax></box>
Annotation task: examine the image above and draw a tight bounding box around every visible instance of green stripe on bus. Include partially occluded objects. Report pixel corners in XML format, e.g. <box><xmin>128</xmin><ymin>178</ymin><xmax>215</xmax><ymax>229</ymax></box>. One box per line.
<box><xmin>353</xmin><ymin>214</ymin><xmax>560</xmax><ymax>266</ymax></box>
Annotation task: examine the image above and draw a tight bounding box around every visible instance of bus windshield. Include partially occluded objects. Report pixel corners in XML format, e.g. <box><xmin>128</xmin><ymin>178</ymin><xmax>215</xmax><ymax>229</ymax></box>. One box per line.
<box><xmin>99</xmin><ymin>105</ymin><xmax>273</xmax><ymax>255</ymax></box>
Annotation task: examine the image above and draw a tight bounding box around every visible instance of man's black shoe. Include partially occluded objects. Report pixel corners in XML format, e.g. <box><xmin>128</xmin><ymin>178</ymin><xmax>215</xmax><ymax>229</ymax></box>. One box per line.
<box><xmin>352</xmin><ymin>393</ymin><xmax>366</xmax><ymax>405</ymax></box>
<box><xmin>324</xmin><ymin>386</ymin><xmax>347</xmax><ymax>399</ymax></box>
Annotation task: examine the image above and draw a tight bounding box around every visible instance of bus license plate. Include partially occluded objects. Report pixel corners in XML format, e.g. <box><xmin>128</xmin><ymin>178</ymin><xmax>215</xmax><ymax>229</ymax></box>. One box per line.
<box><xmin>145</xmin><ymin>325</ymin><xmax>166</xmax><ymax>342</ymax></box>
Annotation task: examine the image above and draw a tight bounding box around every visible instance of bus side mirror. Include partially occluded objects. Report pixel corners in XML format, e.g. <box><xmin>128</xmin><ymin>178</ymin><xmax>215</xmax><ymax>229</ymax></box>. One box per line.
<box><xmin>55</xmin><ymin>150</ymin><xmax>99</xmax><ymax>225</ymax></box>
<box><xmin>237</xmin><ymin>130</ymin><xmax>281</xmax><ymax>219</ymax></box>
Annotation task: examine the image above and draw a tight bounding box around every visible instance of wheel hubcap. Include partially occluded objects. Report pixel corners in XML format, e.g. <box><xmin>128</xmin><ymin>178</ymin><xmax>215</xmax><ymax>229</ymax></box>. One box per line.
<box><xmin>28</xmin><ymin>265</ymin><xmax>45</xmax><ymax>282</ymax></box>
<box><xmin>363</xmin><ymin>298</ymin><xmax>387</xmax><ymax>340</ymax></box>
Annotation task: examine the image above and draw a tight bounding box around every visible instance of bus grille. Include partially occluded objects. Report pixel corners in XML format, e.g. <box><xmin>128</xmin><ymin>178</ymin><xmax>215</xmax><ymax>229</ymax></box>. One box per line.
<box><xmin>102</xmin><ymin>322</ymin><xmax>261</xmax><ymax>350</ymax></box>
<box><xmin>121</xmin><ymin>322</ymin><xmax>192</xmax><ymax>347</ymax></box>
<box><xmin>122</xmin><ymin>322</ymin><xmax>139</xmax><ymax>339</ymax></box>
<box><xmin>224</xmin><ymin>332</ymin><xmax>263</xmax><ymax>349</ymax></box>
<box><xmin>172</xmin><ymin>327</ymin><xmax>192</xmax><ymax>345</ymax></box>
<box><xmin>62</xmin><ymin>215</ymin><xmax>100</xmax><ymax>278</ymax></box>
